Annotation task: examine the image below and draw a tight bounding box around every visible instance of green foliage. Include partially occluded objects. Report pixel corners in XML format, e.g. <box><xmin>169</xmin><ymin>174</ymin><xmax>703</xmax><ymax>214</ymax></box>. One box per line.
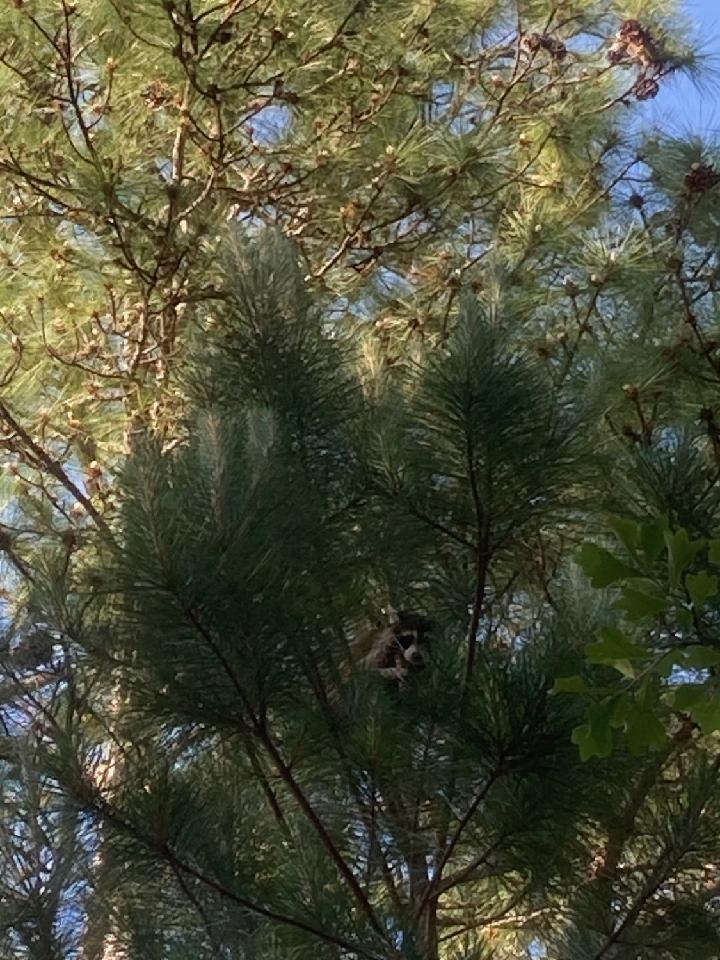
<box><xmin>3</xmin><ymin>233</ymin><xmax>717</xmax><ymax>960</ymax></box>
<box><xmin>575</xmin><ymin>544</ymin><xmax>642</xmax><ymax>588</ymax></box>
<box><xmin>1</xmin><ymin>1</ymin><xmax>720</xmax><ymax>959</ymax></box>
<box><xmin>566</xmin><ymin>514</ymin><xmax>720</xmax><ymax>756</ymax></box>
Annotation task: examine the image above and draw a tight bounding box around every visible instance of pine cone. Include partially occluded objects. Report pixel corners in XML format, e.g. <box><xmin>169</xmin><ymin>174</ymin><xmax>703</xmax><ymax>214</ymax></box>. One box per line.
<box><xmin>626</xmin><ymin>38</ymin><xmax>657</xmax><ymax>68</ymax></box>
<box><xmin>684</xmin><ymin>162</ymin><xmax>720</xmax><ymax>194</ymax></box>
<box><xmin>608</xmin><ymin>19</ymin><xmax>659</xmax><ymax>69</ymax></box>
<box><xmin>634</xmin><ymin>77</ymin><xmax>660</xmax><ymax>101</ymax></box>
<box><xmin>619</xmin><ymin>20</ymin><xmax>647</xmax><ymax>44</ymax></box>
<box><xmin>607</xmin><ymin>43</ymin><xmax>627</xmax><ymax>65</ymax></box>
<box><xmin>619</xmin><ymin>19</ymin><xmax>642</xmax><ymax>35</ymax></box>
<box><xmin>521</xmin><ymin>32</ymin><xmax>567</xmax><ymax>60</ymax></box>
<box><xmin>542</xmin><ymin>35</ymin><xmax>567</xmax><ymax>60</ymax></box>
<box><xmin>521</xmin><ymin>32</ymin><xmax>543</xmax><ymax>53</ymax></box>
<box><xmin>142</xmin><ymin>80</ymin><xmax>172</xmax><ymax>110</ymax></box>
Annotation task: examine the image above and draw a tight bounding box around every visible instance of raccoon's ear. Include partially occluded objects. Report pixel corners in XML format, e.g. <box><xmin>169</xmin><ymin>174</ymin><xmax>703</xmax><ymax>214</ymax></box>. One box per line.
<box><xmin>383</xmin><ymin>605</ymin><xmax>399</xmax><ymax>625</ymax></box>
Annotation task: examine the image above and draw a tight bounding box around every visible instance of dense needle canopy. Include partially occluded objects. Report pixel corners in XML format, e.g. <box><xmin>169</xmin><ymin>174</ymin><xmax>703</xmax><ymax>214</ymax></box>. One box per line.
<box><xmin>0</xmin><ymin>2</ymin><xmax>720</xmax><ymax>959</ymax></box>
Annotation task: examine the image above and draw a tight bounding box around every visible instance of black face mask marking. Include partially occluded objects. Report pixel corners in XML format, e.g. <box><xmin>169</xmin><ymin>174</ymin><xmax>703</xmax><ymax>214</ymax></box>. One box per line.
<box><xmin>397</xmin><ymin>632</ymin><xmax>417</xmax><ymax>650</ymax></box>
<box><xmin>393</xmin><ymin>612</ymin><xmax>435</xmax><ymax>636</ymax></box>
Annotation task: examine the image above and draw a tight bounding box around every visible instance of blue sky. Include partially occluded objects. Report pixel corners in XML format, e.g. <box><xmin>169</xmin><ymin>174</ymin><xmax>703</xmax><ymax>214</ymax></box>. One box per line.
<box><xmin>651</xmin><ymin>0</ymin><xmax>720</xmax><ymax>136</ymax></box>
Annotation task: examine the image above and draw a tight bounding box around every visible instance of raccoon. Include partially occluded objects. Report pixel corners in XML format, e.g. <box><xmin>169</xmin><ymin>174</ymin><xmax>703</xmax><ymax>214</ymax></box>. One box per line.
<box><xmin>351</xmin><ymin>609</ymin><xmax>435</xmax><ymax>685</ymax></box>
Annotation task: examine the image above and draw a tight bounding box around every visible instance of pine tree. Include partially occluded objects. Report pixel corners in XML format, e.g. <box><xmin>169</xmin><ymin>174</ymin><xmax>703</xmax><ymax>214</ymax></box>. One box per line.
<box><xmin>3</xmin><ymin>232</ymin><xmax>718</xmax><ymax>960</ymax></box>
<box><xmin>0</xmin><ymin>0</ymin><xmax>699</xmax><ymax>486</ymax></box>
<box><xmin>2</xmin><ymin>1</ymin><xmax>720</xmax><ymax>958</ymax></box>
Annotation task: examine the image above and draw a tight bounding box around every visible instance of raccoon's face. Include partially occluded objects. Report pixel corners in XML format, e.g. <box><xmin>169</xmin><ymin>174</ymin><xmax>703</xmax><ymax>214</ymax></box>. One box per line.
<box><xmin>395</xmin><ymin>632</ymin><xmax>427</xmax><ymax>667</ymax></box>
<box><xmin>392</xmin><ymin>612</ymin><xmax>435</xmax><ymax>669</ymax></box>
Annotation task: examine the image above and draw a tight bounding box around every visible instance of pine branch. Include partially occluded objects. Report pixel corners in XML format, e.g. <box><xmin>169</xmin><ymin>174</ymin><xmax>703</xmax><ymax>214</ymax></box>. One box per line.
<box><xmin>437</xmin><ymin>890</ymin><xmax>536</xmax><ymax>943</ymax></box>
<box><xmin>0</xmin><ymin>526</ymin><xmax>34</xmax><ymax>584</ymax></box>
<box><xmin>415</xmin><ymin>765</ymin><xmax>505</xmax><ymax>918</ymax></box>
<box><xmin>462</xmin><ymin>430</ymin><xmax>491</xmax><ymax>692</ymax></box>
<box><xmin>182</xmin><ymin>603</ymin><xmax>392</xmax><ymax>948</ymax></box>
<box><xmin>395</xmin><ymin>493</ymin><xmax>474</xmax><ymax>549</ymax></box>
<box><xmin>85</xmin><ymin>789</ymin><xmax>384</xmax><ymax>960</ymax></box>
<box><xmin>435</xmin><ymin>836</ymin><xmax>506</xmax><ymax>896</ymax></box>
<box><xmin>0</xmin><ymin>401</ymin><xmax>112</xmax><ymax>537</ymax></box>
<box><xmin>590</xmin><ymin>757</ymin><xmax>720</xmax><ymax>960</ymax></box>
<box><xmin>166</xmin><ymin>847</ymin><xmax>384</xmax><ymax>960</ymax></box>
<box><xmin>167</xmin><ymin>857</ymin><xmax>230</xmax><ymax>960</ymax></box>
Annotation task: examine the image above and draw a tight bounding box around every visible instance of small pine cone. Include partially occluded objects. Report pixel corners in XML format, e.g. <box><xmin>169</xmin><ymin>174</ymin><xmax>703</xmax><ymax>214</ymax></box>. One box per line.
<box><xmin>607</xmin><ymin>42</ymin><xmax>627</xmax><ymax>65</ymax></box>
<box><xmin>542</xmin><ymin>34</ymin><xmax>567</xmax><ymax>59</ymax></box>
<box><xmin>522</xmin><ymin>32</ymin><xmax>567</xmax><ymax>60</ymax></box>
<box><xmin>622</xmin><ymin>383</ymin><xmax>639</xmax><ymax>400</ymax></box>
<box><xmin>626</xmin><ymin>39</ymin><xmax>657</xmax><ymax>67</ymax></box>
<box><xmin>634</xmin><ymin>76</ymin><xmax>660</xmax><ymax>101</ymax></box>
<box><xmin>684</xmin><ymin>162</ymin><xmax>720</xmax><ymax>194</ymax></box>
<box><xmin>521</xmin><ymin>32</ymin><xmax>543</xmax><ymax>54</ymax></box>
<box><xmin>563</xmin><ymin>276</ymin><xmax>580</xmax><ymax>297</ymax></box>
<box><xmin>619</xmin><ymin>20</ymin><xmax>653</xmax><ymax>48</ymax></box>
<box><xmin>612</xmin><ymin>20</ymin><xmax>658</xmax><ymax>67</ymax></box>
<box><xmin>618</xmin><ymin>19</ymin><xmax>644</xmax><ymax>39</ymax></box>
<box><xmin>142</xmin><ymin>80</ymin><xmax>172</xmax><ymax>110</ymax></box>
